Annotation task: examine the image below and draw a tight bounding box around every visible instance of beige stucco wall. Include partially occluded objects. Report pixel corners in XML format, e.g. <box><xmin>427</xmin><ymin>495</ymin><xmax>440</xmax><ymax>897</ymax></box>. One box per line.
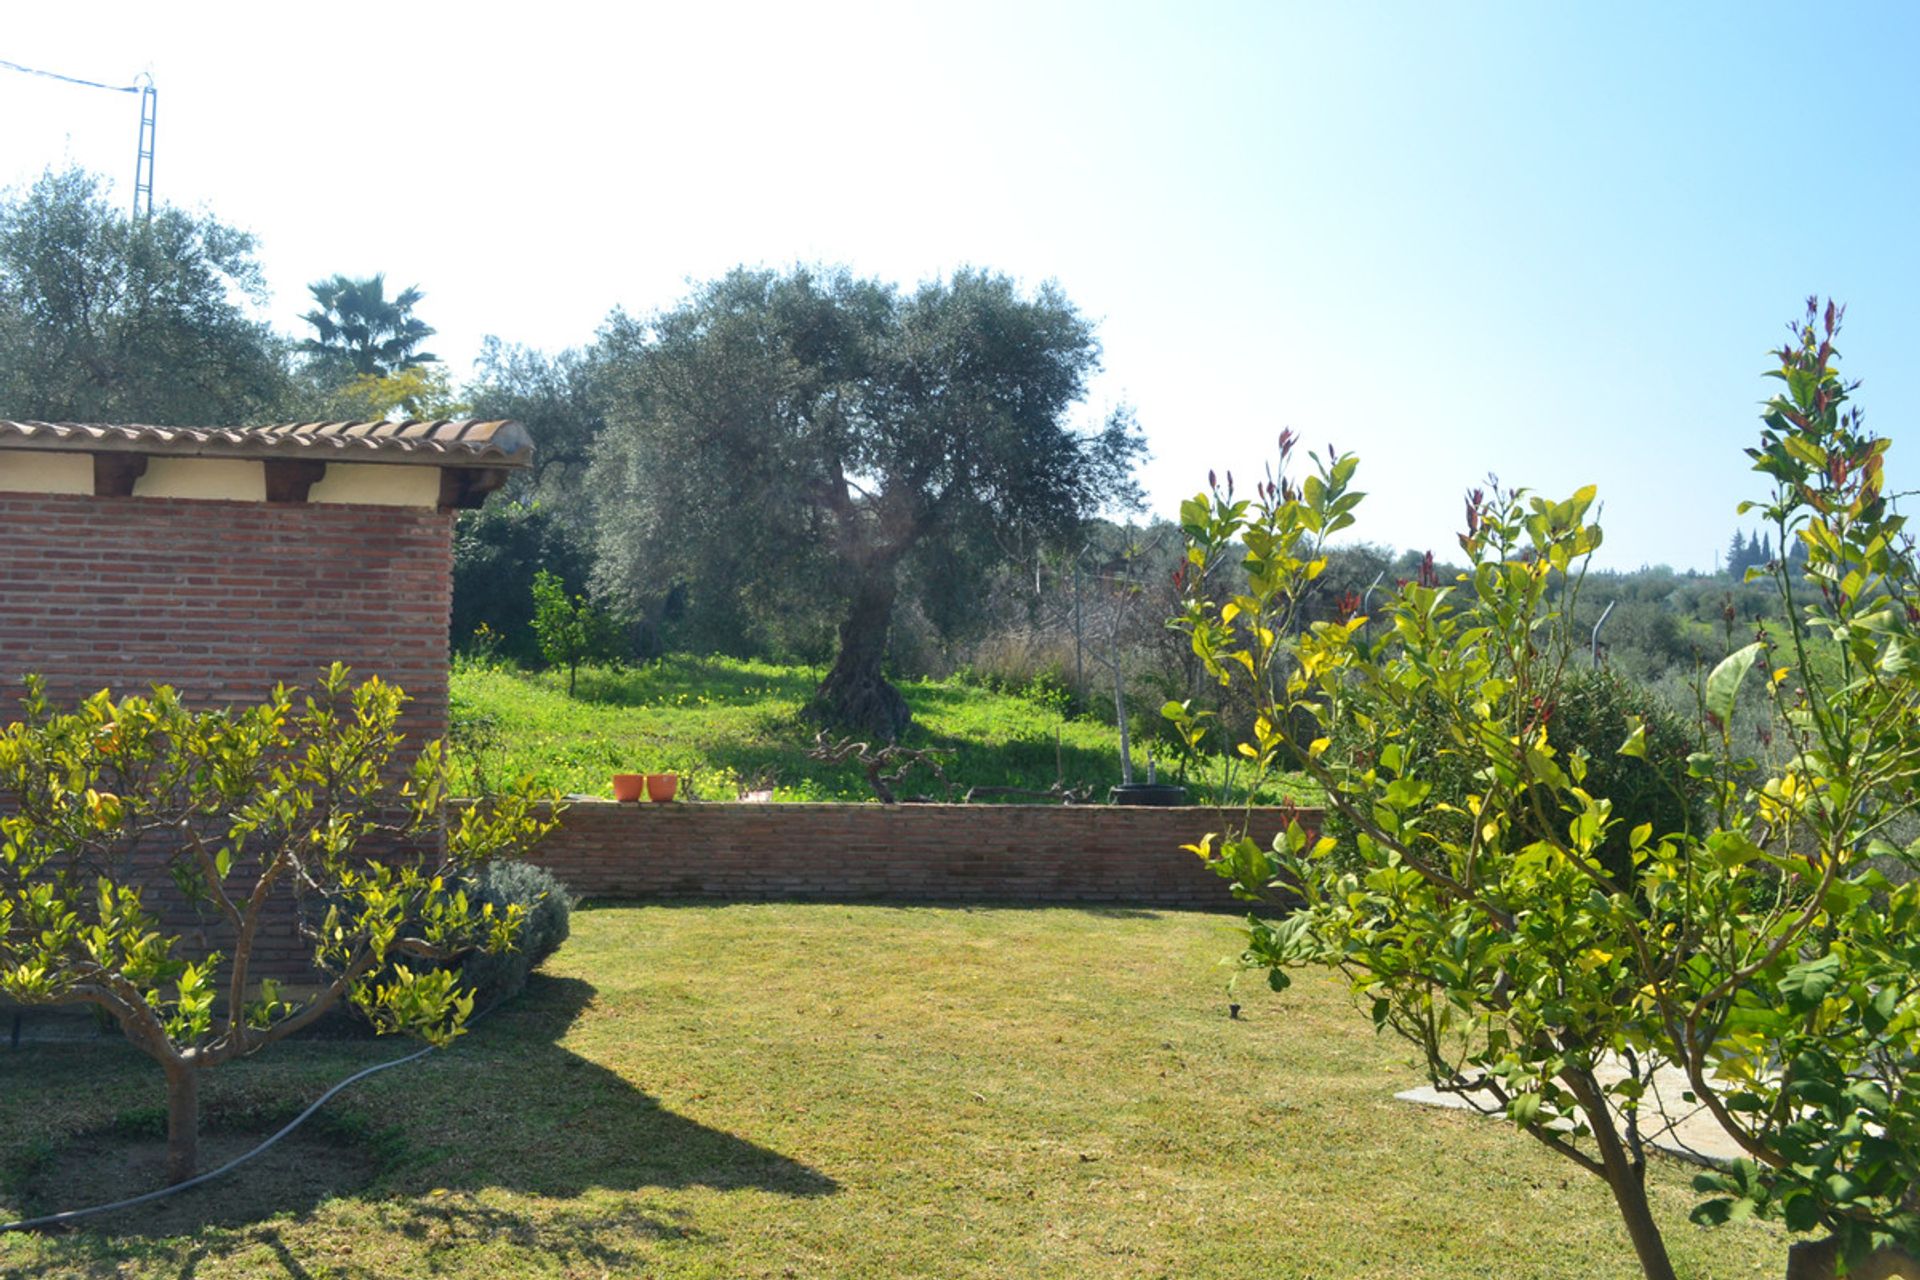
<box><xmin>0</xmin><ymin>454</ymin><xmax>447</xmax><ymax>508</ymax></box>
<box><xmin>0</xmin><ymin>452</ymin><xmax>92</xmax><ymax>495</ymax></box>
<box><xmin>135</xmin><ymin>458</ymin><xmax>268</xmax><ymax>502</ymax></box>
<box><xmin>308</xmin><ymin>463</ymin><xmax>441</xmax><ymax>507</ymax></box>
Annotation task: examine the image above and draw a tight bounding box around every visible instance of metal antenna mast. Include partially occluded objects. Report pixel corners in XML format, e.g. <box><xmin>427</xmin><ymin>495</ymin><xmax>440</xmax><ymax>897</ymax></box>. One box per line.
<box><xmin>132</xmin><ymin>73</ymin><xmax>156</xmax><ymax>219</ymax></box>
<box><xmin>0</xmin><ymin>58</ymin><xmax>155</xmax><ymax>215</ymax></box>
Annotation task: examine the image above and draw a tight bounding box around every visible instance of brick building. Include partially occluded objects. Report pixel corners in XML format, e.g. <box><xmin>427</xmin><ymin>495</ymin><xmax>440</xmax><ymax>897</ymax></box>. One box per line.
<box><xmin>0</xmin><ymin>420</ymin><xmax>531</xmax><ymax>982</ymax></box>
<box><xmin>0</xmin><ymin>419</ymin><xmax>530</xmax><ymax>735</ymax></box>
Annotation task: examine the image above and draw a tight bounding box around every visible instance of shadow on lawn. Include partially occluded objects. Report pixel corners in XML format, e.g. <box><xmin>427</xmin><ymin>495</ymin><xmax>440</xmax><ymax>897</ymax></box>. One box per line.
<box><xmin>567</xmin><ymin>658</ymin><xmax>821</xmax><ymax>710</ymax></box>
<box><xmin>25</xmin><ymin>973</ymin><xmax>831</xmax><ymax>1260</ymax></box>
<box><xmin>406</xmin><ymin>974</ymin><xmax>837</xmax><ymax>1201</ymax></box>
<box><xmin>691</xmin><ymin>734</ymin><xmax>1122</xmax><ymax>802</ymax></box>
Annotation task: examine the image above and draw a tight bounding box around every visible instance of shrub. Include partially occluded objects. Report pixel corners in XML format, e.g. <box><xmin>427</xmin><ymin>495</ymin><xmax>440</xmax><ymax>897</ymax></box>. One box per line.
<box><xmin>352</xmin><ymin>860</ymin><xmax>574</xmax><ymax>1029</ymax></box>
<box><xmin>456</xmin><ymin>861</ymin><xmax>575</xmax><ymax>1008</ymax></box>
<box><xmin>1542</xmin><ymin>667</ymin><xmax>1702</xmax><ymax>881</ymax></box>
<box><xmin>1319</xmin><ymin>666</ymin><xmax>1703</xmax><ymax>888</ymax></box>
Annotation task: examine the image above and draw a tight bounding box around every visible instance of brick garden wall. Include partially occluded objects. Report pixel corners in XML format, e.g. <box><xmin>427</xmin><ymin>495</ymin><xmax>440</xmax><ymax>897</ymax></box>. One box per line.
<box><xmin>519</xmin><ymin>800</ymin><xmax>1320</xmax><ymax>908</ymax></box>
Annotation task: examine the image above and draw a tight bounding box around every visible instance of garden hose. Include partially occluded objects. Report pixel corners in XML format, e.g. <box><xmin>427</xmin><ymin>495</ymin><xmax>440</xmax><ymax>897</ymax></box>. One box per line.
<box><xmin>0</xmin><ymin>1013</ymin><xmax>478</xmax><ymax>1235</ymax></box>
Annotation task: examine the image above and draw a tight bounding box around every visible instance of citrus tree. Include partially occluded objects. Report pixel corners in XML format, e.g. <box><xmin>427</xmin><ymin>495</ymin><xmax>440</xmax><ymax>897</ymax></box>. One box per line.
<box><xmin>0</xmin><ymin>664</ymin><xmax>555</xmax><ymax>1185</ymax></box>
<box><xmin>531</xmin><ymin>569</ymin><xmax>624</xmax><ymax>696</ymax></box>
<box><xmin>1168</xmin><ymin>301</ymin><xmax>1920</xmax><ymax>1280</ymax></box>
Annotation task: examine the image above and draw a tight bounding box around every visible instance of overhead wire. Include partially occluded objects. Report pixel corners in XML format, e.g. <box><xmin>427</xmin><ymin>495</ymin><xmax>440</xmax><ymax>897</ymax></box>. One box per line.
<box><xmin>0</xmin><ymin>57</ymin><xmax>139</xmax><ymax>94</ymax></box>
<box><xmin>1</xmin><ymin>56</ymin><xmax>157</xmax><ymax>216</ymax></box>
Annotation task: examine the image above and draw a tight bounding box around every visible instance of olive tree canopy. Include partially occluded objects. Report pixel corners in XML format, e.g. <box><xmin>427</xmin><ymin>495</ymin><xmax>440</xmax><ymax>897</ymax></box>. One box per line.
<box><xmin>589</xmin><ymin>265</ymin><xmax>1143</xmax><ymax>737</ymax></box>
<box><xmin>0</xmin><ymin>166</ymin><xmax>289</xmax><ymax>425</ymax></box>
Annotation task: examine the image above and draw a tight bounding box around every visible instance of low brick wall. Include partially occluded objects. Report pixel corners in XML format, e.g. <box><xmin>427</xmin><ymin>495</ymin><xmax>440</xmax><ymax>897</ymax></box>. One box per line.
<box><xmin>8</xmin><ymin>801</ymin><xmax>1319</xmax><ymax>998</ymax></box>
<box><xmin>519</xmin><ymin>800</ymin><xmax>1320</xmax><ymax>908</ymax></box>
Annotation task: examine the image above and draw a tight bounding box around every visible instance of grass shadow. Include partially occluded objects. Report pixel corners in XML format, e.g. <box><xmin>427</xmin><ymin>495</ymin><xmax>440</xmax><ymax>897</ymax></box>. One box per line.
<box><xmin>691</xmin><ymin>735</ymin><xmax>1125</xmax><ymax>801</ymax></box>
<box><xmin>12</xmin><ymin>974</ymin><xmax>832</xmax><ymax>1249</ymax></box>
<box><xmin>14</xmin><ymin>1118</ymin><xmax>380</xmax><ymax>1239</ymax></box>
<box><xmin>387</xmin><ymin>1198</ymin><xmax>702</xmax><ymax>1264</ymax></box>
<box><xmin>567</xmin><ymin>658</ymin><xmax>822</xmax><ymax>711</ymax></box>
<box><xmin>409</xmin><ymin>974</ymin><xmax>837</xmax><ymax>1201</ymax></box>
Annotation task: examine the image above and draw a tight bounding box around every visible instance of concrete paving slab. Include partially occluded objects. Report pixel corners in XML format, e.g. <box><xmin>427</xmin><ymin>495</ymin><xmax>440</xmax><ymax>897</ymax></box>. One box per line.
<box><xmin>1396</xmin><ymin>1056</ymin><xmax>1745</xmax><ymax>1165</ymax></box>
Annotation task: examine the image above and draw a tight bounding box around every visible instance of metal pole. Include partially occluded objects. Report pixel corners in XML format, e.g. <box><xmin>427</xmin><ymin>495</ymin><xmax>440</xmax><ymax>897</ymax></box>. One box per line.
<box><xmin>1361</xmin><ymin>570</ymin><xmax>1385</xmax><ymax>616</ymax></box>
<box><xmin>1591</xmin><ymin>600</ymin><xmax>1616</xmax><ymax>668</ymax></box>
<box><xmin>132</xmin><ymin>75</ymin><xmax>156</xmax><ymax>219</ymax></box>
<box><xmin>1072</xmin><ymin>559</ymin><xmax>1084</xmax><ymax>699</ymax></box>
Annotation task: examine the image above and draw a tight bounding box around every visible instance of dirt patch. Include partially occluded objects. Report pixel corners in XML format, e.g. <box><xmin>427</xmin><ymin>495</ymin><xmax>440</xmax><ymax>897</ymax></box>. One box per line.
<box><xmin>15</xmin><ymin>1121</ymin><xmax>381</xmax><ymax>1237</ymax></box>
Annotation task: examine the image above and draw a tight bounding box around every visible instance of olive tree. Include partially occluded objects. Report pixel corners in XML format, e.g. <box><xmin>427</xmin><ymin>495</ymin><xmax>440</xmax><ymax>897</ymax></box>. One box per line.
<box><xmin>467</xmin><ymin>338</ymin><xmax>607</xmax><ymax>512</ymax></box>
<box><xmin>589</xmin><ymin>265</ymin><xmax>1144</xmax><ymax>738</ymax></box>
<box><xmin>1169</xmin><ymin>302</ymin><xmax>1920</xmax><ymax>1279</ymax></box>
<box><xmin>0</xmin><ymin>166</ymin><xmax>291</xmax><ymax>425</ymax></box>
<box><xmin>0</xmin><ymin>665</ymin><xmax>554</xmax><ymax>1185</ymax></box>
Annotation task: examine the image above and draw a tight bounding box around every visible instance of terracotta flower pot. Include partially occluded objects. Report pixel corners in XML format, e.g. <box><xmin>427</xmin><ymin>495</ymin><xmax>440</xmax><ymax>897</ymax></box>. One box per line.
<box><xmin>611</xmin><ymin>772</ymin><xmax>645</xmax><ymax>803</ymax></box>
<box><xmin>645</xmin><ymin>772</ymin><xmax>679</xmax><ymax>803</ymax></box>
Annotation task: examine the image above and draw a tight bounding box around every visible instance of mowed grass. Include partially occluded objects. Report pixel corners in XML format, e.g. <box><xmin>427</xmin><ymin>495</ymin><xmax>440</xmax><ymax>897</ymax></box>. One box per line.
<box><xmin>449</xmin><ymin>655</ymin><xmax>1322</xmax><ymax>805</ymax></box>
<box><xmin>0</xmin><ymin>905</ymin><xmax>1780</xmax><ymax>1279</ymax></box>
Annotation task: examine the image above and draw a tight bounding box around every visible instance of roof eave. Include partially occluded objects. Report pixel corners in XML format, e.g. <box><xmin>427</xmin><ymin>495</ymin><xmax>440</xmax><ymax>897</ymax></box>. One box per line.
<box><xmin>0</xmin><ymin>420</ymin><xmax>534</xmax><ymax>470</ymax></box>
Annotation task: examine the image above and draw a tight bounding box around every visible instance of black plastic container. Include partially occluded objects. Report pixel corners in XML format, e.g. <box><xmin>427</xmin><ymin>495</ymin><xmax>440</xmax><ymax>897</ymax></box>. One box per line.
<box><xmin>1108</xmin><ymin>784</ymin><xmax>1189</xmax><ymax>806</ymax></box>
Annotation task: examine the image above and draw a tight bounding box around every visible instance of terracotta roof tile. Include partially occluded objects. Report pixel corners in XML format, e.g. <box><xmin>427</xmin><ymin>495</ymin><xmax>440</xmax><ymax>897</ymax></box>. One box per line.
<box><xmin>0</xmin><ymin>419</ymin><xmax>533</xmax><ymax>469</ymax></box>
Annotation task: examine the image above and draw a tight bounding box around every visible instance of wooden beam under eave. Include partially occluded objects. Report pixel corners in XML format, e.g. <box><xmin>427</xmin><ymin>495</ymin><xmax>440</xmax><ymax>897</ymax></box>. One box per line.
<box><xmin>92</xmin><ymin>452</ymin><xmax>148</xmax><ymax>497</ymax></box>
<box><xmin>265</xmin><ymin>459</ymin><xmax>327</xmax><ymax>503</ymax></box>
<box><xmin>438</xmin><ymin>466</ymin><xmax>512</xmax><ymax>510</ymax></box>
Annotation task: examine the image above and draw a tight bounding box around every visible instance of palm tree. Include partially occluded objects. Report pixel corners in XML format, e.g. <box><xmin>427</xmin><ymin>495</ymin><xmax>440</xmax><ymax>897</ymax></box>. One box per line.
<box><xmin>300</xmin><ymin>273</ymin><xmax>438</xmax><ymax>378</ymax></box>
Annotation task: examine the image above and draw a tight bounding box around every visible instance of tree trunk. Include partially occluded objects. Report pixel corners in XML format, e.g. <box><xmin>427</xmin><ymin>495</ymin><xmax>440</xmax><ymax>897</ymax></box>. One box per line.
<box><xmin>1786</xmin><ymin>1238</ymin><xmax>1920</xmax><ymax>1280</ymax></box>
<box><xmin>1565</xmin><ymin>1069</ymin><xmax>1677</xmax><ymax>1280</ymax></box>
<box><xmin>1596</xmin><ymin>1146</ymin><xmax>1677</xmax><ymax>1280</ymax></box>
<box><xmin>164</xmin><ymin>1061</ymin><xmax>200</xmax><ymax>1185</ymax></box>
<box><xmin>812</xmin><ymin>568</ymin><xmax>910</xmax><ymax>741</ymax></box>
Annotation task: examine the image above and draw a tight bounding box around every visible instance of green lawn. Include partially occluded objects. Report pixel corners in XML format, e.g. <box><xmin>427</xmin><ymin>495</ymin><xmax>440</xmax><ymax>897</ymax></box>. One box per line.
<box><xmin>0</xmin><ymin>905</ymin><xmax>1780</xmax><ymax>1278</ymax></box>
<box><xmin>449</xmin><ymin>655</ymin><xmax>1322</xmax><ymax>806</ymax></box>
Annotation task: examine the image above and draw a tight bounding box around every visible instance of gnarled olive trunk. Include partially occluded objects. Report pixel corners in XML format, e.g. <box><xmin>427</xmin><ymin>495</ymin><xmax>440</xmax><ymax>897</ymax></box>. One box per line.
<box><xmin>164</xmin><ymin>1060</ymin><xmax>200</xmax><ymax>1186</ymax></box>
<box><xmin>811</xmin><ymin>567</ymin><xmax>910</xmax><ymax>741</ymax></box>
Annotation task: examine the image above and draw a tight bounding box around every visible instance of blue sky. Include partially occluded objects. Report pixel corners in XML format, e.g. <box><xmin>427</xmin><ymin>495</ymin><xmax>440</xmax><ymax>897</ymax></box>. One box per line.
<box><xmin>3</xmin><ymin>2</ymin><xmax>1916</xmax><ymax>570</ymax></box>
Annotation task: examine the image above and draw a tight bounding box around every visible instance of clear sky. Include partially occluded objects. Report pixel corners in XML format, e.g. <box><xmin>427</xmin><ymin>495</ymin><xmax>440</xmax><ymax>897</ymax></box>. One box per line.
<box><xmin>3</xmin><ymin>2</ymin><xmax>1916</xmax><ymax>570</ymax></box>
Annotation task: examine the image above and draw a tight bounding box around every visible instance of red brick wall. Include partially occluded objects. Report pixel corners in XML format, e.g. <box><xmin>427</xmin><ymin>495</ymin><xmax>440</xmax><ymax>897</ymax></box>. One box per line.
<box><xmin>518</xmin><ymin>800</ymin><xmax>1321</xmax><ymax>908</ymax></box>
<box><xmin>0</xmin><ymin>492</ymin><xmax>454</xmax><ymax>743</ymax></box>
<box><xmin>0</xmin><ymin>491</ymin><xmax>457</xmax><ymax>983</ymax></box>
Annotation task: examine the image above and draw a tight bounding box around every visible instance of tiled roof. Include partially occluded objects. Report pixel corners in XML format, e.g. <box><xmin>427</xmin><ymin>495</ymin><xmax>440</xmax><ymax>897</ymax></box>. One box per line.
<box><xmin>0</xmin><ymin>420</ymin><xmax>532</xmax><ymax>468</ymax></box>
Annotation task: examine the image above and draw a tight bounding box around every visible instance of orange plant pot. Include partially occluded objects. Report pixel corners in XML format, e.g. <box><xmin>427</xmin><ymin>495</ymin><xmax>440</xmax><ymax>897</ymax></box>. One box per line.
<box><xmin>645</xmin><ymin>772</ymin><xmax>679</xmax><ymax>803</ymax></box>
<box><xmin>611</xmin><ymin>773</ymin><xmax>646</xmax><ymax>803</ymax></box>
